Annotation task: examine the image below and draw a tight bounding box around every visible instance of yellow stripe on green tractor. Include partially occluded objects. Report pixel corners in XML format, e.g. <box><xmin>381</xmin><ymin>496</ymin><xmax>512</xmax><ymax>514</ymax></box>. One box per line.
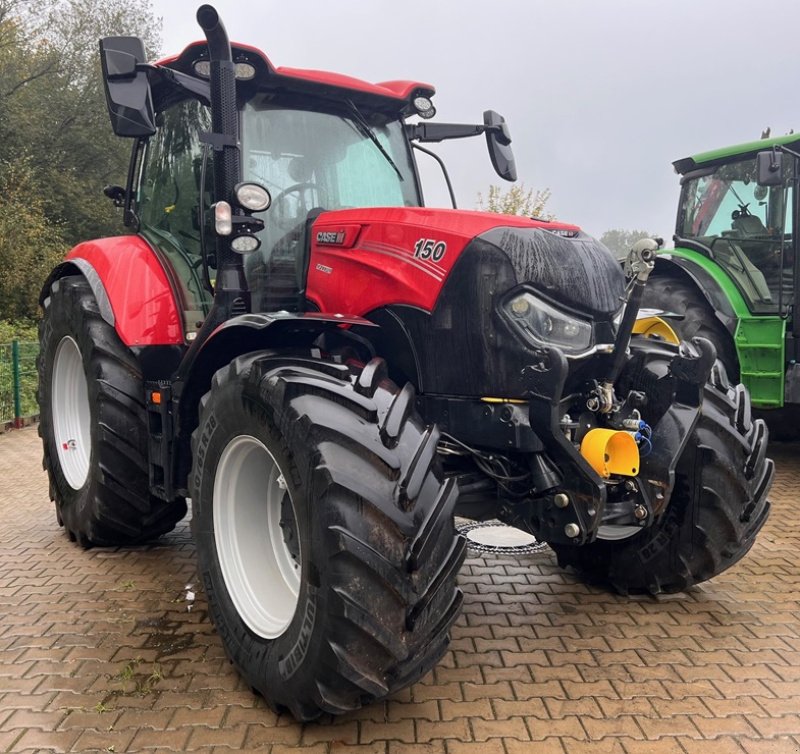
<box><xmin>735</xmin><ymin>317</ymin><xmax>786</xmax><ymax>408</ymax></box>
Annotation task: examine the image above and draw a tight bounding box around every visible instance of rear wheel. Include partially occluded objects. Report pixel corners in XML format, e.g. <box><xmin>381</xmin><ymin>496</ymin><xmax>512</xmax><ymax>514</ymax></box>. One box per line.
<box><xmin>38</xmin><ymin>275</ymin><xmax>186</xmax><ymax>546</ymax></box>
<box><xmin>190</xmin><ymin>354</ymin><xmax>465</xmax><ymax>720</ymax></box>
<box><xmin>643</xmin><ymin>273</ymin><xmax>739</xmax><ymax>381</ymax></box>
<box><xmin>551</xmin><ymin>346</ymin><xmax>773</xmax><ymax>594</ymax></box>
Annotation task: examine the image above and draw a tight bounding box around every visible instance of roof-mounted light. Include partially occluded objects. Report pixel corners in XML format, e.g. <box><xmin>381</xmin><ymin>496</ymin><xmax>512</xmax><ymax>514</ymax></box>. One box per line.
<box><xmin>234</xmin><ymin>62</ymin><xmax>256</xmax><ymax>80</ymax></box>
<box><xmin>193</xmin><ymin>59</ymin><xmax>211</xmax><ymax>78</ymax></box>
<box><xmin>413</xmin><ymin>95</ymin><xmax>436</xmax><ymax>120</ymax></box>
<box><xmin>191</xmin><ymin>59</ymin><xmax>256</xmax><ymax>80</ymax></box>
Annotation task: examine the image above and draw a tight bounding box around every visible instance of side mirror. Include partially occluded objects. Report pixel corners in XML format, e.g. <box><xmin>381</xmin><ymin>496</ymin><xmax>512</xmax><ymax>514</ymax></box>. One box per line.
<box><xmin>99</xmin><ymin>36</ymin><xmax>156</xmax><ymax>138</ymax></box>
<box><xmin>484</xmin><ymin>110</ymin><xmax>517</xmax><ymax>182</ymax></box>
<box><xmin>756</xmin><ymin>149</ymin><xmax>784</xmax><ymax>186</ymax></box>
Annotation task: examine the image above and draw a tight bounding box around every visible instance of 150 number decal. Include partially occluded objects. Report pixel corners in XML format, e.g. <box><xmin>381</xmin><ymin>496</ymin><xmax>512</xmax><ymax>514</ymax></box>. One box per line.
<box><xmin>413</xmin><ymin>238</ymin><xmax>447</xmax><ymax>262</ymax></box>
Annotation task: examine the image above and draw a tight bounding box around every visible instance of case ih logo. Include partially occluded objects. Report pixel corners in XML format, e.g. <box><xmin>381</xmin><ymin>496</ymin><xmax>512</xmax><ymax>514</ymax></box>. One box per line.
<box><xmin>316</xmin><ymin>230</ymin><xmax>346</xmax><ymax>245</ymax></box>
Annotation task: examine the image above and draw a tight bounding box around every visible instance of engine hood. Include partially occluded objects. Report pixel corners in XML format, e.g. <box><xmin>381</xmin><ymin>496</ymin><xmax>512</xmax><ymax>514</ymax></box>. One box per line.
<box><xmin>477</xmin><ymin>227</ymin><xmax>625</xmax><ymax>318</ymax></box>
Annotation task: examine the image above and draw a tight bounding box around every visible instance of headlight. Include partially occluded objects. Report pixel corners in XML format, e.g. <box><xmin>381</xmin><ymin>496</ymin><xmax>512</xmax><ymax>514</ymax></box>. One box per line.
<box><xmin>504</xmin><ymin>291</ymin><xmax>593</xmax><ymax>353</ymax></box>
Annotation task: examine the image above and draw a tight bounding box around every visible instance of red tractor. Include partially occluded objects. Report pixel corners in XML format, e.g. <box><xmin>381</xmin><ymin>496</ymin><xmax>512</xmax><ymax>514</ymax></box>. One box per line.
<box><xmin>38</xmin><ymin>5</ymin><xmax>773</xmax><ymax>720</ymax></box>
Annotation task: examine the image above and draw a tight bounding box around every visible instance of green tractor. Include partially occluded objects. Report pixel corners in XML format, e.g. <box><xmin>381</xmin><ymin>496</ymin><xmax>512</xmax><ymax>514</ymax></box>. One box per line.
<box><xmin>643</xmin><ymin>134</ymin><xmax>800</xmax><ymax>431</ymax></box>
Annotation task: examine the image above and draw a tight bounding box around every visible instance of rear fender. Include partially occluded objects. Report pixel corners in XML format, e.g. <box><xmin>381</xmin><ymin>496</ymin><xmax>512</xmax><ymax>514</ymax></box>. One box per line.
<box><xmin>39</xmin><ymin>236</ymin><xmax>184</xmax><ymax>347</ymax></box>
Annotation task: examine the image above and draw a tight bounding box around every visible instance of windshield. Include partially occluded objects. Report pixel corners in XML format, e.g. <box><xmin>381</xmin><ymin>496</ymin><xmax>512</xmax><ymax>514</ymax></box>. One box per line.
<box><xmin>678</xmin><ymin>156</ymin><xmax>794</xmax><ymax>313</ymax></box>
<box><xmin>241</xmin><ymin>97</ymin><xmax>420</xmax><ymax>312</ymax></box>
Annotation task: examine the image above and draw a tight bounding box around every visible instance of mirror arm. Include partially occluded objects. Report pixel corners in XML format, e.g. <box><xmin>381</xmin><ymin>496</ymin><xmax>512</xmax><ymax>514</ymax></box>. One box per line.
<box><xmin>412</xmin><ymin>143</ymin><xmax>458</xmax><ymax>209</ymax></box>
<box><xmin>123</xmin><ymin>139</ymin><xmax>144</xmax><ymax>228</ymax></box>
<box><xmin>774</xmin><ymin>144</ymin><xmax>800</xmax><ymax>161</ymax></box>
<box><xmin>406</xmin><ymin>122</ymin><xmax>487</xmax><ymax>143</ymax></box>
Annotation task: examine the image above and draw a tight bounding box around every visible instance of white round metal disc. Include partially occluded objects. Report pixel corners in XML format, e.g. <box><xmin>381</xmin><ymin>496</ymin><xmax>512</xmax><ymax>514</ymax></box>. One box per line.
<box><xmin>51</xmin><ymin>336</ymin><xmax>91</xmax><ymax>490</ymax></box>
<box><xmin>213</xmin><ymin>435</ymin><xmax>301</xmax><ymax>639</ymax></box>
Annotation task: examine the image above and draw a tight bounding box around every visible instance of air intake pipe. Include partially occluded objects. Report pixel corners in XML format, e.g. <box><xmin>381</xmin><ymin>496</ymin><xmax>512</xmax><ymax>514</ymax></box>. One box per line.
<box><xmin>196</xmin><ymin>4</ymin><xmax>249</xmax><ymax>314</ymax></box>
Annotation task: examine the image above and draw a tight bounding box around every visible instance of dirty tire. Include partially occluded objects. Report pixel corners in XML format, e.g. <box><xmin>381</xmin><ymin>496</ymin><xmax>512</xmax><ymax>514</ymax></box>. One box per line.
<box><xmin>190</xmin><ymin>354</ymin><xmax>465</xmax><ymax>721</ymax></box>
<box><xmin>643</xmin><ymin>273</ymin><xmax>739</xmax><ymax>381</ymax></box>
<box><xmin>552</xmin><ymin>352</ymin><xmax>773</xmax><ymax>594</ymax></box>
<box><xmin>38</xmin><ymin>275</ymin><xmax>186</xmax><ymax>546</ymax></box>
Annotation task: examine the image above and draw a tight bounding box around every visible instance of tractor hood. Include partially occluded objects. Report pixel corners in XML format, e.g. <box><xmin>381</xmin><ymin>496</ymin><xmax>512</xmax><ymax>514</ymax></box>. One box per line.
<box><xmin>476</xmin><ymin>226</ymin><xmax>625</xmax><ymax>318</ymax></box>
<box><xmin>305</xmin><ymin>207</ymin><xmax>625</xmax><ymax>397</ymax></box>
<box><xmin>305</xmin><ymin>207</ymin><xmax>623</xmax><ymax>320</ymax></box>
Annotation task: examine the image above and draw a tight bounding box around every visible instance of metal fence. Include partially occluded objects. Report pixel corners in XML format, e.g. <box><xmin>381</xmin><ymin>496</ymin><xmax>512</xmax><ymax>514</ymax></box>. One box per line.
<box><xmin>0</xmin><ymin>341</ymin><xmax>39</xmax><ymax>426</ymax></box>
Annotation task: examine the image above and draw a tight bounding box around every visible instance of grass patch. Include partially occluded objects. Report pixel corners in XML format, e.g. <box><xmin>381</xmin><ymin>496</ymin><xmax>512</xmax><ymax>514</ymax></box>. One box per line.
<box><xmin>0</xmin><ymin>320</ymin><xmax>39</xmax><ymax>423</ymax></box>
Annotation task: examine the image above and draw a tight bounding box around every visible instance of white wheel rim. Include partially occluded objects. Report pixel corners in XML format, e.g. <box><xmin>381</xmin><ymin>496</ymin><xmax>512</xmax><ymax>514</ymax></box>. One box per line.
<box><xmin>52</xmin><ymin>336</ymin><xmax>91</xmax><ymax>490</ymax></box>
<box><xmin>597</xmin><ymin>525</ymin><xmax>641</xmax><ymax>541</ymax></box>
<box><xmin>213</xmin><ymin>435</ymin><xmax>301</xmax><ymax>639</ymax></box>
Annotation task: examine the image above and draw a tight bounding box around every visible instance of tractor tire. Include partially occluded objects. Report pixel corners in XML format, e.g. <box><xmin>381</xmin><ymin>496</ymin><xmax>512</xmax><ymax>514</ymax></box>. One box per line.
<box><xmin>38</xmin><ymin>275</ymin><xmax>186</xmax><ymax>547</ymax></box>
<box><xmin>551</xmin><ymin>351</ymin><xmax>773</xmax><ymax>595</ymax></box>
<box><xmin>190</xmin><ymin>353</ymin><xmax>465</xmax><ymax>721</ymax></box>
<box><xmin>642</xmin><ymin>273</ymin><xmax>739</xmax><ymax>381</ymax></box>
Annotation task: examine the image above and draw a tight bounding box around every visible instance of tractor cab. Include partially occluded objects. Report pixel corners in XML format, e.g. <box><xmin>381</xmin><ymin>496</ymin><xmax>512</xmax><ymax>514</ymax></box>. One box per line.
<box><xmin>643</xmin><ymin>134</ymin><xmax>800</xmax><ymax>409</ymax></box>
<box><xmin>673</xmin><ymin>141</ymin><xmax>797</xmax><ymax>314</ymax></box>
<box><xmin>101</xmin><ymin>35</ymin><xmax>515</xmax><ymax>337</ymax></box>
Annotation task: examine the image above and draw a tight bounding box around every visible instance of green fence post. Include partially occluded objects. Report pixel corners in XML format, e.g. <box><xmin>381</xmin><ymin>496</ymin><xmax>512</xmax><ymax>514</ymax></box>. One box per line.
<box><xmin>12</xmin><ymin>339</ymin><xmax>22</xmax><ymax>428</ymax></box>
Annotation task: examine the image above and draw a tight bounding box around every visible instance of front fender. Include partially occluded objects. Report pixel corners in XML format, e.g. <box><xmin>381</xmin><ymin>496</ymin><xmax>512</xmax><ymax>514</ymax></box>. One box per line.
<box><xmin>172</xmin><ymin>311</ymin><xmax>377</xmax><ymax>493</ymax></box>
<box><xmin>654</xmin><ymin>252</ymin><xmax>744</xmax><ymax>335</ymax></box>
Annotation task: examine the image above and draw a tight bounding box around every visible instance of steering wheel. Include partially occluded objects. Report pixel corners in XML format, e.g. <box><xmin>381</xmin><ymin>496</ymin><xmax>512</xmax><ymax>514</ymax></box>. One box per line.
<box><xmin>731</xmin><ymin>202</ymin><xmax>751</xmax><ymax>220</ymax></box>
<box><xmin>272</xmin><ymin>182</ymin><xmax>320</xmax><ymax>230</ymax></box>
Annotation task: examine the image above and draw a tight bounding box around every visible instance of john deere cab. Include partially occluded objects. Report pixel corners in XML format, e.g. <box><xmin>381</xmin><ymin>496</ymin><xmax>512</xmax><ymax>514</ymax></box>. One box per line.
<box><xmin>643</xmin><ymin>133</ymin><xmax>800</xmax><ymax>420</ymax></box>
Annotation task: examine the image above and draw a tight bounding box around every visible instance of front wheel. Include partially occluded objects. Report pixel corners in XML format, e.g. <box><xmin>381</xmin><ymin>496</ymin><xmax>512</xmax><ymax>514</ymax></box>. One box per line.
<box><xmin>190</xmin><ymin>354</ymin><xmax>465</xmax><ymax>720</ymax></box>
<box><xmin>551</xmin><ymin>352</ymin><xmax>773</xmax><ymax>594</ymax></box>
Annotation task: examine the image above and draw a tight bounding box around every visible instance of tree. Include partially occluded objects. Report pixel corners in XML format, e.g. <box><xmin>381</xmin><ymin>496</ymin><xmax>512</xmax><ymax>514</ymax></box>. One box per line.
<box><xmin>1</xmin><ymin>0</ymin><xmax>162</xmax><ymax>245</ymax></box>
<box><xmin>0</xmin><ymin>160</ymin><xmax>66</xmax><ymax>319</ymax></box>
<box><xmin>0</xmin><ymin>0</ymin><xmax>162</xmax><ymax>321</ymax></box>
<box><xmin>599</xmin><ymin>228</ymin><xmax>658</xmax><ymax>260</ymax></box>
<box><xmin>477</xmin><ymin>183</ymin><xmax>554</xmax><ymax>219</ymax></box>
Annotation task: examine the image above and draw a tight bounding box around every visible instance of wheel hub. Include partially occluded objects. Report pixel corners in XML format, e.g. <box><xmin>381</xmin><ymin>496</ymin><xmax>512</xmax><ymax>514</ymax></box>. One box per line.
<box><xmin>213</xmin><ymin>435</ymin><xmax>301</xmax><ymax>639</ymax></box>
<box><xmin>51</xmin><ymin>336</ymin><xmax>91</xmax><ymax>490</ymax></box>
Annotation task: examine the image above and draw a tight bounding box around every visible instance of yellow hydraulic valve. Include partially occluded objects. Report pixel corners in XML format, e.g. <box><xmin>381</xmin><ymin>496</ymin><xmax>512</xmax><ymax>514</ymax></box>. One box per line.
<box><xmin>580</xmin><ymin>428</ymin><xmax>640</xmax><ymax>478</ymax></box>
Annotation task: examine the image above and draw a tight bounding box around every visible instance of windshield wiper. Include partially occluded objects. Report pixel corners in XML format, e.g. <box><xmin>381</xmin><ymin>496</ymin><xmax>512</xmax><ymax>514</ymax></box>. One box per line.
<box><xmin>344</xmin><ymin>99</ymin><xmax>403</xmax><ymax>181</ymax></box>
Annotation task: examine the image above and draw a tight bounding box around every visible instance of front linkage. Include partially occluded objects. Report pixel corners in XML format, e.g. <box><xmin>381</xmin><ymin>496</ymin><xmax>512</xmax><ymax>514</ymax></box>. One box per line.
<box><xmin>498</xmin><ymin>239</ymin><xmax>727</xmax><ymax>546</ymax></box>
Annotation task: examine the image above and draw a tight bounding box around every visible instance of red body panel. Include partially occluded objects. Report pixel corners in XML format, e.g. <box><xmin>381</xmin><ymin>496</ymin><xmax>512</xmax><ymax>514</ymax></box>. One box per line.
<box><xmin>157</xmin><ymin>43</ymin><xmax>434</xmax><ymax>103</ymax></box>
<box><xmin>306</xmin><ymin>208</ymin><xmax>580</xmax><ymax>316</ymax></box>
<box><xmin>66</xmin><ymin>236</ymin><xmax>184</xmax><ymax>347</ymax></box>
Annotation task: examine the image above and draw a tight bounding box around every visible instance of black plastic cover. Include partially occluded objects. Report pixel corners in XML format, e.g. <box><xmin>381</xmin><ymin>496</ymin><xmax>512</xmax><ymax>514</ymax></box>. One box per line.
<box><xmin>478</xmin><ymin>227</ymin><xmax>625</xmax><ymax>317</ymax></box>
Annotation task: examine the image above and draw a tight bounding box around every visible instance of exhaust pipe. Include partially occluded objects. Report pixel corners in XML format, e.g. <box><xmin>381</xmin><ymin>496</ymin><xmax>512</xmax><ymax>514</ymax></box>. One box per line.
<box><xmin>196</xmin><ymin>4</ymin><xmax>249</xmax><ymax>316</ymax></box>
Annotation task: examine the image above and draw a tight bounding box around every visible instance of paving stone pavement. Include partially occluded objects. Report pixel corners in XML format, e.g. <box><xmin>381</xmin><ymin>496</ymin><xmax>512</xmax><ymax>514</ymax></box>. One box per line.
<box><xmin>2</xmin><ymin>425</ymin><xmax>800</xmax><ymax>753</ymax></box>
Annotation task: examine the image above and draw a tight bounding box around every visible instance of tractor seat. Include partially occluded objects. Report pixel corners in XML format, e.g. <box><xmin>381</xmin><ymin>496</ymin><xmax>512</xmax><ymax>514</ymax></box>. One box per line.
<box><xmin>731</xmin><ymin>214</ymin><xmax>768</xmax><ymax>237</ymax></box>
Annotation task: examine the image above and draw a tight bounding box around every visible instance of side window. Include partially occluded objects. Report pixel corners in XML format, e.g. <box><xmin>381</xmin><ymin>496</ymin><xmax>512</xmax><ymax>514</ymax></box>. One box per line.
<box><xmin>137</xmin><ymin>99</ymin><xmax>213</xmax><ymax>325</ymax></box>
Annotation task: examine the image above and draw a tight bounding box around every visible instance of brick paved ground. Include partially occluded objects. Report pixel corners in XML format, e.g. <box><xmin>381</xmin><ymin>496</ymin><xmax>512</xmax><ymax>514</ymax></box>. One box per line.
<box><xmin>2</xmin><ymin>425</ymin><xmax>800</xmax><ymax>753</ymax></box>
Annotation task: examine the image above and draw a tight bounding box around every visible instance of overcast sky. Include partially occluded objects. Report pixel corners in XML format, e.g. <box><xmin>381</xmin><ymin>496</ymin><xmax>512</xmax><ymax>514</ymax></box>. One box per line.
<box><xmin>150</xmin><ymin>0</ymin><xmax>800</xmax><ymax>241</ymax></box>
